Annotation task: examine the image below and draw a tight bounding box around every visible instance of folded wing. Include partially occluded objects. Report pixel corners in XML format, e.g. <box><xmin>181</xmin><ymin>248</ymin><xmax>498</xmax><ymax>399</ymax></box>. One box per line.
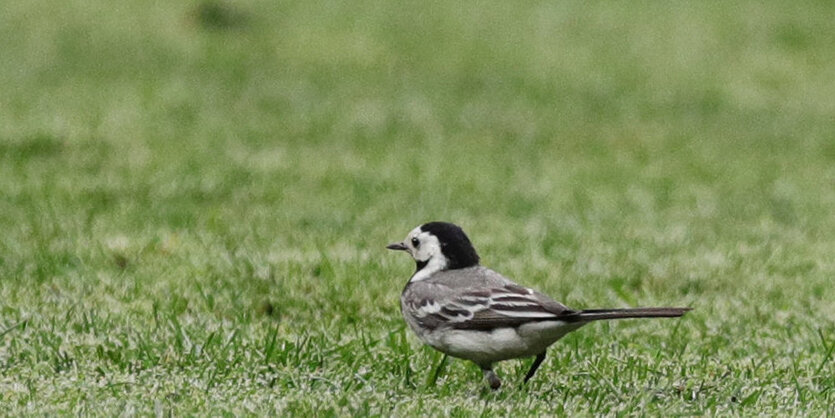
<box><xmin>407</xmin><ymin>283</ymin><xmax>579</xmax><ymax>331</ymax></box>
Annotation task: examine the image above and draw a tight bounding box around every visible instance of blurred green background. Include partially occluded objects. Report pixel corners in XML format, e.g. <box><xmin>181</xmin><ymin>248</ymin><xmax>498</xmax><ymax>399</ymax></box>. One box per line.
<box><xmin>1</xmin><ymin>0</ymin><xmax>834</xmax><ymax>414</ymax></box>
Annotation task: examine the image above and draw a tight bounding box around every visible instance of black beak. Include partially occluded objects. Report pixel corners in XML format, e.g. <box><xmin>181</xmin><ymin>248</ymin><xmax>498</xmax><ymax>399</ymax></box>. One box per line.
<box><xmin>386</xmin><ymin>242</ymin><xmax>408</xmax><ymax>251</ymax></box>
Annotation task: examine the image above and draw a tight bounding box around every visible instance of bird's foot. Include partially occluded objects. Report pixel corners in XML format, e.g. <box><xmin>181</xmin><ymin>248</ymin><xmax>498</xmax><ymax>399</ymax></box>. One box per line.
<box><xmin>482</xmin><ymin>367</ymin><xmax>502</xmax><ymax>390</ymax></box>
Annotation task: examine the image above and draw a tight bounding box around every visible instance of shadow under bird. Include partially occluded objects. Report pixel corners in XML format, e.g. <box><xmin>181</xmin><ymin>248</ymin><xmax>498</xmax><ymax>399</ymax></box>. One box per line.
<box><xmin>387</xmin><ymin>221</ymin><xmax>691</xmax><ymax>389</ymax></box>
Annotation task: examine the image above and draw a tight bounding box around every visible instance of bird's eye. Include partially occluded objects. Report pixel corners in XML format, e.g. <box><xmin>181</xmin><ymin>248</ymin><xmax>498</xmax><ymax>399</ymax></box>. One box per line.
<box><xmin>411</xmin><ymin>237</ymin><xmax>420</xmax><ymax>248</ymax></box>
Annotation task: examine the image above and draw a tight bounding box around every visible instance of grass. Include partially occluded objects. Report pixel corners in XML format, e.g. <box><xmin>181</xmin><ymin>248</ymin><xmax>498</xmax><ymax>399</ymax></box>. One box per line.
<box><xmin>1</xmin><ymin>0</ymin><xmax>835</xmax><ymax>414</ymax></box>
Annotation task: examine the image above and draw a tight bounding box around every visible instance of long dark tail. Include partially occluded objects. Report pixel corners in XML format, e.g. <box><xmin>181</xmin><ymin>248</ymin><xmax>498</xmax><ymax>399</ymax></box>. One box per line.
<box><xmin>567</xmin><ymin>307</ymin><xmax>691</xmax><ymax>322</ymax></box>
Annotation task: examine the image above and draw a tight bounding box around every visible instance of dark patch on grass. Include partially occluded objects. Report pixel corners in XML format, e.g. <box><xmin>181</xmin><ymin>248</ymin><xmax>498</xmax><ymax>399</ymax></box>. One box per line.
<box><xmin>0</xmin><ymin>134</ymin><xmax>64</xmax><ymax>160</ymax></box>
<box><xmin>112</xmin><ymin>253</ymin><xmax>129</xmax><ymax>270</ymax></box>
<box><xmin>191</xmin><ymin>1</ymin><xmax>249</xmax><ymax>31</ymax></box>
<box><xmin>773</xmin><ymin>23</ymin><xmax>811</xmax><ymax>51</ymax></box>
<box><xmin>256</xmin><ymin>300</ymin><xmax>279</xmax><ymax>317</ymax></box>
<box><xmin>312</xmin><ymin>258</ymin><xmax>336</xmax><ymax>279</ymax></box>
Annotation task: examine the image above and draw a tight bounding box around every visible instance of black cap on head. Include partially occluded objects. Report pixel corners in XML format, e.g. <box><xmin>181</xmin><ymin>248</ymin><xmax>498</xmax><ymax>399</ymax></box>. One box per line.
<box><xmin>420</xmin><ymin>222</ymin><xmax>480</xmax><ymax>269</ymax></box>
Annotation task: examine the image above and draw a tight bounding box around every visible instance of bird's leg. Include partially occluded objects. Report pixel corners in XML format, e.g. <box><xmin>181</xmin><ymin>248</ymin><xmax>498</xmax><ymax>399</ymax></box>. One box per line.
<box><xmin>523</xmin><ymin>352</ymin><xmax>547</xmax><ymax>383</ymax></box>
<box><xmin>481</xmin><ymin>365</ymin><xmax>501</xmax><ymax>390</ymax></box>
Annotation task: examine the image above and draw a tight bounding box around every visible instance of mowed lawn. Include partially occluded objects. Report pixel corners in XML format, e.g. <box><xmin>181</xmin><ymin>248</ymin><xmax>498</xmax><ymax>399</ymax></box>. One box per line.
<box><xmin>1</xmin><ymin>0</ymin><xmax>834</xmax><ymax>414</ymax></box>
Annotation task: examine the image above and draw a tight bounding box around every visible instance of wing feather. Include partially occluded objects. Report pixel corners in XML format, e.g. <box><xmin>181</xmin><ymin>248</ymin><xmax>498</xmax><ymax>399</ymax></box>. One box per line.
<box><xmin>403</xmin><ymin>267</ymin><xmax>578</xmax><ymax>331</ymax></box>
<box><xmin>436</xmin><ymin>284</ymin><xmax>576</xmax><ymax>330</ymax></box>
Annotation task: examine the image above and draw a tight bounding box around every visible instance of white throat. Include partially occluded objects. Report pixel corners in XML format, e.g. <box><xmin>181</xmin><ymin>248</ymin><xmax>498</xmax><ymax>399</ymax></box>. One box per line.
<box><xmin>410</xmin><ymin>255</ymin><xmax>447</xmax><ymax>282</ymax></box>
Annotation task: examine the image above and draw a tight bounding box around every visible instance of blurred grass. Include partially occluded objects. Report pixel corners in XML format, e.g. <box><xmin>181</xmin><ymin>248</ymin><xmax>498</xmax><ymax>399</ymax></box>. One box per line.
<box><xmin>1</xmin><ymin>0</ymin><xmax>834</xmax><ymax>414</ymax></box>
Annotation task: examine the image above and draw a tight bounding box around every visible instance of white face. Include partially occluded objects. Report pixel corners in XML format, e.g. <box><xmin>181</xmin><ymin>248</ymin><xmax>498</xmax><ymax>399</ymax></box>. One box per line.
<box><xmin>404</xmin><ymin>226</ymin><xmax>443</xmax><ymax>263</ymax></box>
<box><xmin>388</xmin><ymin>225</ymin><xmax>456</xmax><ymax>282</ymax></box>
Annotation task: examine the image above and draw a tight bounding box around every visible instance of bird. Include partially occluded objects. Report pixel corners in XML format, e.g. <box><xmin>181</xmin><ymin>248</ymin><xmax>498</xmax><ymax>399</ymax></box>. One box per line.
<box><xmin>386</xmin><ymin>221</ymin><xmax>691</xmax><ymax>390</ymax></box>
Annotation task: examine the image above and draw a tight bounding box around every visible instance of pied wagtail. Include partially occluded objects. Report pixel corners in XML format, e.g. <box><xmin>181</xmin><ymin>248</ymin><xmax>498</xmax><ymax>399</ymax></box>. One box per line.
<box><xmin>387</xmin><ymin>221</ymin><xmax>690</xmax><ymax>390</ymax></box>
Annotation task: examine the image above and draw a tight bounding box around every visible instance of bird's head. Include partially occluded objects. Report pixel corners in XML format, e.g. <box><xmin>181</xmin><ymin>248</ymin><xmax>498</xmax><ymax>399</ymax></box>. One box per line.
<box><xmin>387</xmin><ymin>222</ymin><xmax>480</xmax><ymax>277</ymax></box>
